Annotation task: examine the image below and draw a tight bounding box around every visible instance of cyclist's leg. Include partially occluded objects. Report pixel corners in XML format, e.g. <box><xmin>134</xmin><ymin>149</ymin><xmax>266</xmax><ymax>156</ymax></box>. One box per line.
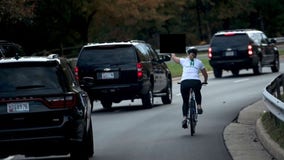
<box><xmin>192</xmin><ymin>80</ymin><xmax>203</xmax><ymax>114</ymax></box>
<box><xmin>181</xmin><ymin>80</ymin><xmax>191</xmax><ymax>118</ymax></box>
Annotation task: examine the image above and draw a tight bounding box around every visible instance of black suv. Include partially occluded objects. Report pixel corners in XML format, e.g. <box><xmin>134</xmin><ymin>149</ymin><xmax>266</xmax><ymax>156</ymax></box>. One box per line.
<box><xmin>0</xmin><ymin>40</ymin><xmax>25</xmax><ymax>58</ymax></box>
<box><xmin>208</xmin><ymin>29</ymin><xmax>279</xmax><ymax>78</ymax></box>
<box><xmin>0</xmin><ymin>54</ymin><xmax>94</xmax><ymax>159</ymax></box>
<box><xmin>76</xmin><ymin>40</ymin><xmax>172</xmax><ymax>109</ymax></box>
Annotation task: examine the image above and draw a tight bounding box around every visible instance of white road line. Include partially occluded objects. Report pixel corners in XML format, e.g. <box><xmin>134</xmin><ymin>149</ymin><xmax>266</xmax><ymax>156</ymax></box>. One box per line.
<box><xmin>234</xmin><ymin>78</ymin><xmax>249</xmax><ymax>83</ymax></box>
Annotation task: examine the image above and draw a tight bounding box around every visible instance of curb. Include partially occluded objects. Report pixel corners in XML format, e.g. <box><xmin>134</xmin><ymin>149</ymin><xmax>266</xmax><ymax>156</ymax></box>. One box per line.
<box><xmin>224</xmin><ymin>100</ymin><xmax>284</xmax><ymax>160</ymax></box>
<box><xmin>224</xmin><ymin>100</ymin><xmax>273</xmax><ymax>160</ymax></box>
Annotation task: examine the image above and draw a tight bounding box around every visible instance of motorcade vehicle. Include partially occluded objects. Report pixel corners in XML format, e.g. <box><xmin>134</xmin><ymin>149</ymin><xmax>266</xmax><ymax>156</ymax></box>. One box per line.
<box><xmin>0</xmin><ymin>54</ymin><xmax>94</xmax><ymax>159</ymax></box>
<box><xmin>208</xmin><ymin>29</ymin><xmax>279</xmax><ymax>78</ymax></box>
<box><xmin>75</xmin><ymin>40</ymin><xmax>172</xmax><ymax>109</ymax></box>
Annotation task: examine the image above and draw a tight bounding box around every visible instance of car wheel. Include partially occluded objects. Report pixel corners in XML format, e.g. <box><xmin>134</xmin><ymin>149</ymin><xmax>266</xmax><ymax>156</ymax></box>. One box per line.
<box><xmin>101</xmin><ymin>100</ymin><xmax>112</xmax><ymax>109</ymax></box>
<box><xmin>271</xmin><ymin>55</ymin><xmax>279</xmax><ymax>73</ymax></box>
<box><xmin>70</xmin><ymin>121</ymin><xmax>94</xmax><ymax>160</ymax></box>
<box><xmin>87</xmin><ymin>121</ymin><xmax>94</xmax><ymax>157</ymax></box>
<box><xmin>253</xmin><ymin>58</ymin><xmax>262</xmax><ymax>75</ymax></box>
<box><xmin>142</xmin><ymin>88</ymin><xmax>154</xmax><ymax>108</ymax></box>
<box><xmin>161</xmin><ymin>80</ymin><xmax>172</xmax><ymax>104</ymax></box>
<box><xmin>213</xmin><ymin>68</ymin><xmax>222</xmax><ymax>78</ymax></box>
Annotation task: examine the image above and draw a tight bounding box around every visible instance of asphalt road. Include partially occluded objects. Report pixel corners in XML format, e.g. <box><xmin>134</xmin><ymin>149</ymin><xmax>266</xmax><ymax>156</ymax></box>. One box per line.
<box><xmin>89</xmin><ymin>66</ymin><xmax>281</xmax><ymax>160</ymax></box>
<box><xmin>5</xmin><ymin>62</ymin><xmax>283</xmax><ymax>160</ymax></box>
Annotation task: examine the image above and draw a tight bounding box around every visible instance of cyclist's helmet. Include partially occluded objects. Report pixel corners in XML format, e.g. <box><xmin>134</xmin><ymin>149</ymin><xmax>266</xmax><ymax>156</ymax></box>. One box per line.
<box><xmin>186</xmin><ymin>47</ymin><xmax>198</xmax><ymax>55</ymax></box>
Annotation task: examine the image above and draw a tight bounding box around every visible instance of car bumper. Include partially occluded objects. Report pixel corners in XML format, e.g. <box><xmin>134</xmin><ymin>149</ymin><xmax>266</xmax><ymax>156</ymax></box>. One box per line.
<box><xmin>209</xmin><ymin>58</ymin><xmax>254</xmax><ymax>70</ymax></box>
<box><xmin>85</xmin><ymin>83</ymin><xmax>149</xmax><ymax>101</ymax></box>
<box><xmin>0</xmin><ymin>114</ymin><xmax>86</xmax><ymax>156</ymax></box>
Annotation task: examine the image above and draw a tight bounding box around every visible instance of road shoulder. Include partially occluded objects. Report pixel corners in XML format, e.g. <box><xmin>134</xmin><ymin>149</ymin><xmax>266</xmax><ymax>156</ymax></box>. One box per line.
<box><xmin>223</xmin><ymin>100</ymin><xmax>273</xmax><ymax>160</ymax></box>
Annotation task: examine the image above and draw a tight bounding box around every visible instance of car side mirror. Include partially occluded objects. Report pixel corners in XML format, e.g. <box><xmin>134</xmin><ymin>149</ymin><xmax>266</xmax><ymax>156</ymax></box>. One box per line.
<box><xmin>269</xmin><ymin>38</ymin><xmax>277</xmax><ymax>44</ymax></box>
<box><xmin>159</xmin><ymin>54</ymin><xmax>171</xmax><ymax>62</ymax></box>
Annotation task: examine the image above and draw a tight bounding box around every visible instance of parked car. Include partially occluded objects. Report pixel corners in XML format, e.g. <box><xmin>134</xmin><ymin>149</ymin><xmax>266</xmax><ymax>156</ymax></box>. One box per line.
<box><xmin>75</xmin><ymin>40</ymin><xmax>172</xmax><ymax>109</ymax></box>
<box><xmin>0</xmin><ymin>40</ymin><xmax>25</xmax><ymax>58</ymax></box>
<box><xmin>0</xmin><ymin>54</ymin><xmax>94</xmax><ymax>159</ymax></box>
<box><xmin>208</xmin><ymin>29</ymin><xmax>279</xmax><ymax>78</ymax></box>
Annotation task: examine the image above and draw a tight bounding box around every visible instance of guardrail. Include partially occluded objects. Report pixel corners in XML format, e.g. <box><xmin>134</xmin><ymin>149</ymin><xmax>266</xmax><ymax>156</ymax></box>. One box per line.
<box><xmin>263</xmin><ymin>74</ymin><xmax>284</xmax><ymax>121</ymax></box>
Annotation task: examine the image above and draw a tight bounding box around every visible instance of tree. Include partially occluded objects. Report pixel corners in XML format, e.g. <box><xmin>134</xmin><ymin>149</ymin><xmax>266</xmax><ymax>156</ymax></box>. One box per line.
<box><xmin>0</xmin><ymin>0</ymin><xmax>36</xmax><ymax>48</ymax></box>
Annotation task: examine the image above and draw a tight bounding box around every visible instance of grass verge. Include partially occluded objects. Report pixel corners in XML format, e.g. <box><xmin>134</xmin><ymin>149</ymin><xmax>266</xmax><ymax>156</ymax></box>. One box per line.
<box><xmin>262</xmin><ymin>112</ymin><xmax>284</xmax><ymax>149</ymax></box>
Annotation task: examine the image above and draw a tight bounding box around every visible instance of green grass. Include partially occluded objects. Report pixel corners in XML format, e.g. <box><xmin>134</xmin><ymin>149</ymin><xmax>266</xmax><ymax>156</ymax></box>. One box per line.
<box><xmin>262</xmin><ymin>112</ymin><xmax>284</xmax><ymax>149</ymax></box>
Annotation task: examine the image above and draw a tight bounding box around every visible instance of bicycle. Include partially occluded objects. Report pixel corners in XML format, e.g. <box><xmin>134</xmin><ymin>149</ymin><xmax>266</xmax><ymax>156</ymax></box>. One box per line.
<box><xmin>178</xmin><ymin>81</ymin><xmax>207</xmax><ymax>136</ymax></box>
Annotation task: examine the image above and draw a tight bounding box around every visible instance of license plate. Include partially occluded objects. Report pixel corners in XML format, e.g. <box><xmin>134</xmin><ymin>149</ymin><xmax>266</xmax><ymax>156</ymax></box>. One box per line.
<box><xmin>101</xmin><ymin>72</ymin><xmax>114</xmax><ymax>79</ymax></box>
<box><xmin>7</xmin><ymin>102</ymin><xmax>30</xmax><ymax>113</ymax></box>
<box><xmin>225</xmin><ymin>51</ymin><xmax>234</xmax><ymax>56</ymax></box>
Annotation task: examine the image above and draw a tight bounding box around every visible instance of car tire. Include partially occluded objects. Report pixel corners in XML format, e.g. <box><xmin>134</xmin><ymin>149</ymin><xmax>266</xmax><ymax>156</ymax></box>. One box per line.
<box><xmin>70</xmin><ymin>121</ymin><xmax>94</xmax><ymax>160</ymax></box>
<box><xmin>213</xmin><ymin>68</ymin><xmax>222</xmax><ymax>78</ymax></box>
<box><xmin>271</xmin><ymin>55</ymin><xmax>279</xmax><ymax>73</ymax></box>
<box><xmin>161</xmin><ymin>80</ymin><xmax>172</xmax><ymax>104</ymax></box>
<box><xmin>142</xmin><ymin>88</ymin><xmax>154</xmax><ymax>108</ymax></box>
<box><xmin>87</xmin><ymin>121</ymin><xmax>94</xmax><ymax>157</ymax></box>
<box><xmin>253</xmin><ymin>58</ymin><xmax>262</xmax><ymax>75</ymax></box>
<box><xmin>101</xmin><ymin>100</ymin><xmax>112</xmax><ymax>109</ymax></box>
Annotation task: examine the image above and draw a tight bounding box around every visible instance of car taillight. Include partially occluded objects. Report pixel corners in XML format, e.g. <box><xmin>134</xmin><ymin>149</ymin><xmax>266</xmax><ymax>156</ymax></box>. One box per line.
<box><xmin>45</xmin><ymin>94</ymin><xmax>77</xmax><ymax>109</ymax></box>
<box><xmin>137</xmin><ymin>63</ymin><xmax>143</xmax><ymax>79</ymax></box>
<box><xmin>248</xmin><ymin>45</ymin><xmax>253</xmax><ymax>56</ymax></box>
<box><xmin>208</xmin><ymin>47</ymin><xmax>212</xmax><ymax>59</ymax></box>
<box><xmin>74</xmin><ymin>66</ymin><xmax>79</xmax><ymax>81</ymax></box>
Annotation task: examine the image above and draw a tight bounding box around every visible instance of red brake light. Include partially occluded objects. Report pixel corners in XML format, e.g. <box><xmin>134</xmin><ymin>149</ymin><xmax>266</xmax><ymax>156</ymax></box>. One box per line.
<box><xmin>224</xmin><ymin>32</ymin><xmax>235</xmax><ymax>36</ymax></box>
<box><xmin>45</xmin><ymin>94</ymin><xmax>77</xmax><ymax>108</ymax></box>
<box><xmin>137</xmin><ymin>63</ymin><xmax>143</xmax><ymax>79</ymax></box>
<box><xmin>248</xmin><ymin>45</ymin><xmax>253</xmax><ymax>55</ymax></box>
<box><xmin>208</xmin><ymin>47</ymin><xmax>212</xmax><ymax>59</ymax></box>
<box><xmin>74</xmin><ymin>66</ymin><xmax>79</xmax><ymax>80</ymax></box>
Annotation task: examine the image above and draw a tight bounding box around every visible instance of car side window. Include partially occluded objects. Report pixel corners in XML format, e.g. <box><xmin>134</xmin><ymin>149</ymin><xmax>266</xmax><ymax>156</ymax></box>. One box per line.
<box><xmin>249</xmin><ymin>33</ymin><xmax>261</xmax><ymax>45</ymax></box>
<box><xmin>147</xmin><ymin>44</ymin><xmax>159</xmax><ymax>61</ymax></box>
<box><xmin>261</xmin><ymin>33</ymin><xmax>268</xmax><ymax>44</ymax></box>
<box><xmin>136</xmin><ymin>44</ymin><xmax>150</xmax><ymax>61</ymax></box>
<box><xmin>136</xmin><ymin>47</ymin><xmax>147</xmax><ymax>61</ymax></box>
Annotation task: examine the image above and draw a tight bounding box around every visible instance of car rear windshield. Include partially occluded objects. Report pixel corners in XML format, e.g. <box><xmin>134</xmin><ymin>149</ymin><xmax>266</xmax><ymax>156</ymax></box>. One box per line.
<box><xmin>77</xmin><ymin>45</ymin><xmax>137</xmax><ymax>66</ymax></box>
<box><xmin>0</xmin><ymin>63</ymin><xmax>65</xmax><ymax>97</ymax></box>
<box><xmin>211</xmin><ymin>34</ymin><xmax>250</xmax><ymax>49</ymax></box>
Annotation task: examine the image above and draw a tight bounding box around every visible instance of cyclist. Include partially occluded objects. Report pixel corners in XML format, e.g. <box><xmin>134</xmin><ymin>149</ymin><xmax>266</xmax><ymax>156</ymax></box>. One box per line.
<box><xmin>171</xmin><ymin>47</ymin><xmax>208</xmax><ymax>128</ymax></box>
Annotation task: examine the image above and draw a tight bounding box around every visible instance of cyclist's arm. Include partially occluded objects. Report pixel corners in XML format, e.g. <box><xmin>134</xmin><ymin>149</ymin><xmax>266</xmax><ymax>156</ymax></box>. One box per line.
<box><xmin>171</xmin><ymin>53</ymin><xmax>180</xmax><ymax>64</ymax></box>
<box><xmin>201</xmin><ymin>68</ymin><xmax>208</xmax><ymax>84</ymax></box>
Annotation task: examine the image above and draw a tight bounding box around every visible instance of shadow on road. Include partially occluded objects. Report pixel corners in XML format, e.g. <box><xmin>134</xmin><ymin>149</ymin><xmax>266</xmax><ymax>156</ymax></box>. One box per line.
<box><xmin>93</xmin><ymin>104</ymin><xmax>165</xmax><ymax>114</ymax></box>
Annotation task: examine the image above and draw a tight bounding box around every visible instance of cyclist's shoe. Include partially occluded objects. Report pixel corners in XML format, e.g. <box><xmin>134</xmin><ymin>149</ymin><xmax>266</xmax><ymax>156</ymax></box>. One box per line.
<box><xmin>182</xmin><ymin>119</ymin><xmax>188</xmax><ymax>129</ymax></box>
<box><xmin>197</xmin><ymin>108</ymin><xmax>203</xmax><ymax>114</ymax></box>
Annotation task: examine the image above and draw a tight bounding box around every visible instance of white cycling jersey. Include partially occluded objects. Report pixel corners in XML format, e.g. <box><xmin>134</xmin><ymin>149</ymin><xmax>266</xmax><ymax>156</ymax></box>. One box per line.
<box><xmin>180</xmin><ymin>57</ymin><xmax>205</xmax><ymax>82</ymax></box>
